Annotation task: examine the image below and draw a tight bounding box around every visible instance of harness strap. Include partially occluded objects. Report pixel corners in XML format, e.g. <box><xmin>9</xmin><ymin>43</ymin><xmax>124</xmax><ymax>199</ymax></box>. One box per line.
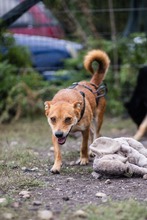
<box><xmin>68</xmin><ymin>82</ymin><xmax>79</xmax><ymax>89</ymax></box>
<box><xmin>68</xmin><ymin>82</ymin><xmax>93</xmax><ymax>93</ymax></box>
<box><xmin>78</xmin><ymin>91</ymin><xmax>85</xmax><ymax>122</ymax></box>
<box><xmin>68</xmin><ymin>82</ymin><xmax>107</xmax><ymax>105</ymax></box>
<box><xmin>68</xmin><ymin>82</ymin><xmax>107</xmax><ymax>122</ymax></box>
<box><xmin>68</xmin><ymin>83</ymin><xmax>86</xmax><ymax>122</ymax></box>
<box><xmin>94</xmin><ymin>83</ymin><xmax>108</xmax><ymax>105</ymax></box>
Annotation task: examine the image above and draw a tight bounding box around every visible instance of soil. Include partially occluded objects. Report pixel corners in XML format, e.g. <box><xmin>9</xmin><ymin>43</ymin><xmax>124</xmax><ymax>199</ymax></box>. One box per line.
<box><xmin>1</xmin><ymin>117</ymin><xmax>147</xmax><ymax>219</ymax></box>
<box><xmin>33</xmin><ymin>122</ymin><xmax>147</xmax><ymax>215</ymax></box>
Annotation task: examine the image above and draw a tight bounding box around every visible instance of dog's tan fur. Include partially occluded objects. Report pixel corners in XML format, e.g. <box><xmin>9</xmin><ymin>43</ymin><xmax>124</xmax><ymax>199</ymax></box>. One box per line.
<box><xmin>44</xmin><ymin>50</ymin><xmax>110</xmax><ymax>173</ymax></box>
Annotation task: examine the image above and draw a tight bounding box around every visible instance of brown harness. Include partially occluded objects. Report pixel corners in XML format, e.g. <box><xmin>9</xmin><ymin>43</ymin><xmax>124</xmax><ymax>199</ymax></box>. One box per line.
<box><xmin>69</xmin><ymin>82</ymin><xmax>107</xmax><ymax>105</ymax></box>
<box><xmin>68</xmin><ymin>82</ymin><xmax>107</xmax><ymax>122</ymax></box>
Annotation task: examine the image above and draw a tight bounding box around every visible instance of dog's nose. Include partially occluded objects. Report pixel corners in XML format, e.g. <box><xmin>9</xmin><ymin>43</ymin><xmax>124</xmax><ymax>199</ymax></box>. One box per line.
<box><xmin>55</xmin><ymin>131</ymin><xmax>64</xmax><ymax>138</ymax></box>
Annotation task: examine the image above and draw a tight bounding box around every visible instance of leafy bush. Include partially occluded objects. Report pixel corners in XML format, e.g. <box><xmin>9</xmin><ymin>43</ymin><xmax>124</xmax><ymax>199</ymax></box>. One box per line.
<box><xmin>0</xmin><ymin>32</ymin><xmax>57</xmax><ymax>123</ymax></box>
<box><xmin>1</xmin><ymin>30</ymin><xmax>146</xmax><ymax>122</ymax></box>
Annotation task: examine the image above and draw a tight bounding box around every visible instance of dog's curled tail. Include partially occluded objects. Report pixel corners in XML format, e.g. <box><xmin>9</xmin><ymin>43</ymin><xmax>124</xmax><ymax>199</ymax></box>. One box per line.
<box><xmin>84</xmin><ymin>50</ymin><xmax>110</xmax><ymax>85</ymax></box>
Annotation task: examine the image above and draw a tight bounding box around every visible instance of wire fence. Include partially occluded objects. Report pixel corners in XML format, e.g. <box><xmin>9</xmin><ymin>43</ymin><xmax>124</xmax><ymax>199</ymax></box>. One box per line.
<box><xmin>1</xmin><ymin>0</ymin><xmax>147</xmax><ymax>121</ymax></box>
<box><xmin>0</xmin><ymin>0</ymin><xmax>147</xmax><ymax>75</ymax></box>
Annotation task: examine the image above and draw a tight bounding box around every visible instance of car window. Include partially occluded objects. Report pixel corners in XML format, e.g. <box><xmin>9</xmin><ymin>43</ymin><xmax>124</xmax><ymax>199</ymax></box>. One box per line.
<box><xmin>0</xmin><ymin>0</ymin><xmax>18</xmax><ymax>15</ymax></box>
<box><xmin>12</xmin><ymin>12</ymin><xmax>34</xmax><ymax>26</ymax></box>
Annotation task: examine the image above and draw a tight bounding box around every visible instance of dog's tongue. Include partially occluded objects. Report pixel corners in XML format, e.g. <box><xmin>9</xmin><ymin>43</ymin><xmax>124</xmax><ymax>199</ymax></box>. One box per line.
<box><xmin>58</xmin><ymin>137</ymin><xmax>66</xmax><ymax>145</ymax></box>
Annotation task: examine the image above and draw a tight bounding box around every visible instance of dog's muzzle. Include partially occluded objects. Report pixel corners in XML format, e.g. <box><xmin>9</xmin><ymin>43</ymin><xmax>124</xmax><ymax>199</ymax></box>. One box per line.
<box><xmin>55</xmin><ymin>125</ymin><xmax>73</xmax><ymax>145</ymax></box>
<box><xmin>55</xmin><ymin>131</ymin><xmax>67</xmax><ymax>145</ymax></box>
<box><xmin>55</xmin><ymin>131</ymin><xmax>64</xmax><ymax>138</ymax></box>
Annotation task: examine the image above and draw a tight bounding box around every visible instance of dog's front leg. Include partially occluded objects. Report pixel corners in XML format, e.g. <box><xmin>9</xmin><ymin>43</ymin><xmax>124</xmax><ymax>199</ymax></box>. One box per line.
<box><xmin>80</xmin><ymin>127</ymin><xmax>89</xmax><ymax>165</ymax></box>
<box><xmin>50</xmin><ymin>135</ymin><xmax>62</xmax><ymax>174</ymax></box>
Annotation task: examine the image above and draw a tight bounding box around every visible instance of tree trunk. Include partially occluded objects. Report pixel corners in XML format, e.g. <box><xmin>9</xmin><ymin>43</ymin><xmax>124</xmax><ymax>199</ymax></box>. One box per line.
<box><xmin>108</xmin><ymin>0</ymin><xmax>119</xmax><ymax>85</ymax></box>
<box><xmin>78</xmin><ymin>1</ymin><xmax>99</xmax><ymax>38</ymax></box>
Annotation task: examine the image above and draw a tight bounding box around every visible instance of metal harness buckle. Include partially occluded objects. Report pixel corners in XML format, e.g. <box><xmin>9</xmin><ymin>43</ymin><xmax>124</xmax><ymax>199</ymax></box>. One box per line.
<box><xmin>94</xmin><ymin>83</ymin><xmax>108</xmax><ymax>99</ymax></box>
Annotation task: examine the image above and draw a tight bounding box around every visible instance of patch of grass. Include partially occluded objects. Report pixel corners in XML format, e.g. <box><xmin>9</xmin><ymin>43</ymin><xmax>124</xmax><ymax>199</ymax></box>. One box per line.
<box><xmin>18</xmin><ymin>177</ymin><xmax>43</xmax><ymax>189</ymax></box>
<box><xmin>89</xmin><ymin>200</ymin><xmax>147</xmax><ymax>220</ymax></box>
<box><xmin>0</xmin><ymin>170</ymin><xmax>43</xmax><ymax>192</ymax></box>
<box><xmin>0</xmin><ymin>146</ymin><xmax>49</xmax><ymax>191</ymax></box>
<box><xmin>63</xmin><ymin>150</ymin><xmax>80</xmax><ymax>162</ymax></box>
<box><xmin>0</xmin><ymin>206</ymin><xmax>37</xmax><ymax>220</ymax></box>
<box><xmin>0</xmin><ymin>199</ymin><xmax>146</xmax><ymax>220</ymax></box>
<box><xmin>0</xmin><ymin>117</ymin><xmax>51</xmax><ymax>168</ymax></box>
<box><xmin>0</xmin><ymin>116</ymin><xmax>51</xmax><ymax>147</ymax></box>
<box><xmin>69</xmin><ymin>200</ymin><xmax>147</xmax><ymax>220</ymax></box>
<box><xmin>0</xmin><ymin>148</ymin><xmax>40</xmax><ymax>169</ymax></box>
<box><xmin>61</xmin><ymin>164</ymin><xmax>93</xmax><ymax>175</ymax></box>
<box><xmin>101</xmin><ymin>116</ymin><xmax>136</xmax><ymax>137</ymax></box>
<box><xmin>0</xmin><ymin>118</ymin><xmax>50</xmax><ymax>194</ymax></box>
<box><xmin>0</xmin><ymin>196</ymin><xmax>12</xmax><ymax>207</ymax></box>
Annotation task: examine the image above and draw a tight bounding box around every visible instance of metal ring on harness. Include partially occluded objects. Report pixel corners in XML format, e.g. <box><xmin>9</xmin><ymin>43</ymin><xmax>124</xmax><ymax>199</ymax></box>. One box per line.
<box><xmin>68</xmin><ymin>81</ymin><xmax>108</xmax><ymax>106</ymax></box>
<box><xmin>94</xmin><ymin>83</ymin><xmax>108</xmax><ymax>98</ymax></box>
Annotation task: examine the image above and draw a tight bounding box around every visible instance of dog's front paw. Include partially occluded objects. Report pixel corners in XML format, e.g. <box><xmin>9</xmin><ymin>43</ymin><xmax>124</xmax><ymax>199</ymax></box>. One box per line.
<box><xmin>76</xmin><ymin>158</ymin><xmax>89</xmax><ymax>165</ymax></box>
<box><xmin>80</xmin><ymin>158</ymin><xmax>89</xmax><ymax>165</ymax></box>
<box><xmin>50</xmin><ymin>165</ymin><xmax>61</xmax><ymax>174</ymax></box>
<box><xmin>50</xmin><ymin>168</ymin><xmax>60</xmax><ymax>174</ymax></box>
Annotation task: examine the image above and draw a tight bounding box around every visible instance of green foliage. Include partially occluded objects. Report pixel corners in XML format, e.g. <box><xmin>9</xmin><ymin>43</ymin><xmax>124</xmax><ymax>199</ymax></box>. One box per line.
<box><xmin>116</xmin><ymin>33</ymin><xmax>147</xmax><ymax>105</ymax></box>
<box><xmin>0</xmin><ymin>66</ymin><xmax>57</xmax><ymax>123</ymax></box>
<box><xmin>118</xmin><ymin>33</ymin><xmax>147</xmax><ymax>65</ymax></box>
<box><xmin>4</xmin><ymin>45</ymin><xmax>32</xmax><ymax>67</ymax></box>
<box><xmin>0</xmin><ymin>32</ymin><xmax>56</xmax><ymax>123</ymax></box>
<box><xmin>55</xmin><ymin>33</ymin><xmax>147</xmax><ymax>115</ymax></box>
<box><xmin>1</xmin><ymin>29</ymin><xmax>147</xmax><ymax>120</ymax></box>
<box><xmin>44</xmin><ymin>0</ymin><xmax>130</xmax><ymax>41</ymax></box>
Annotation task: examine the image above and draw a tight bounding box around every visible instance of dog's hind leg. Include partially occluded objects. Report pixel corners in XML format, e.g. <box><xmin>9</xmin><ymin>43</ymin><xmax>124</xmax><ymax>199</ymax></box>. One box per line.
<box><xmin>89</xmin><ymin>99</ymin><xmax>106</xmax><ymax>157</ymax></box>
<box><xmin>134</xmin><ymin>115</ymin><xmax>147</xmax><ymax>141</ymax></box>
<box><xmin>89</xmin><ymin>114</ymin><xmax>104</xmax><ymax>158</ymax></box>
<box><xmin>94</xmin><ymin>98</ymin><xmax>106</xmax><ymax>139</ymax></box>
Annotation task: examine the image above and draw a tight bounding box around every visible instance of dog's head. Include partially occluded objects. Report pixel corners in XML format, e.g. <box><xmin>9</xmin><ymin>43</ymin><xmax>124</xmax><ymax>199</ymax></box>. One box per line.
<box><xmin>44</xmin><ymin>101</ymin><xmax>82</xmax><ymax>145</ymax></box>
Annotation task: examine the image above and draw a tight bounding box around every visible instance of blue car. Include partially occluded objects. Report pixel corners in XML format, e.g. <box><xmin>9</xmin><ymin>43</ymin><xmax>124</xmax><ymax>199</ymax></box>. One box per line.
<box><xmin>0</xmin><ymin>0</ymin><xmax>83</xmax><ymax>81</ymax></box>
<box><xmin>13</xmin><ymin>33</ymin><xmax>82</xmax><ymax>80</ymax></box>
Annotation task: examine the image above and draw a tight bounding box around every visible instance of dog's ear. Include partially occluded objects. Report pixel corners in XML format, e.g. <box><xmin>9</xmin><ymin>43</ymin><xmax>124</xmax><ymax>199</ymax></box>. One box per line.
<box><xmin>44</xmin><ymin>101</ymin><xmax>51</xmax><ymax>110</ymax></box>
<box><xmin>73</xmin><ymin>101</ymin><xmax>82</xmax><ymax>110</ymax></box>
<box><xmin>44</xmin><ymin>101</ymin><xmax>51</xmax><ymax>116</ymax></box>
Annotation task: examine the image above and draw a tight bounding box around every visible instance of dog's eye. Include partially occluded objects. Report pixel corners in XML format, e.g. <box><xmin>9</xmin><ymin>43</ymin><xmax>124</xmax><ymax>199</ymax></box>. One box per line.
<box><xmin>65</xmin><ymin>117</ymin><xmax>72</xmax><ymax>124</ymax></box>
<box><xmin>50</xmin><ymin>117</ymin><xmax>56</xmax><ymax>123</ymax></box>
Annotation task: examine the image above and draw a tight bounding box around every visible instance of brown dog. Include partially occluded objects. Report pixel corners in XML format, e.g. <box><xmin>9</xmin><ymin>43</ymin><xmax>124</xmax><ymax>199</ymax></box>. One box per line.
<box><xmin>44</xmin><ymin>50</ymin><xmax>110</xmax><ymax>173</ymax></box>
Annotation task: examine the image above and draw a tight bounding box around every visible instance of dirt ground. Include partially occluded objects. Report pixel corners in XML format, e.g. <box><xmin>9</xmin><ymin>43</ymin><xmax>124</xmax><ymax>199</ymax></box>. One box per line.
<box><xmin>0</xmin><ymin>116</ymin><xmax>147</xmax><ymax>219</ymax></box>
<box><xmin>27</xmin><ymin>117</ymin><xmax>147</xmax><ymax>214</ymax></box>
<box><xmin>39</xmin><ymin>123</ymin><xmax>147</xmax><ymax>214</ymax></box>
